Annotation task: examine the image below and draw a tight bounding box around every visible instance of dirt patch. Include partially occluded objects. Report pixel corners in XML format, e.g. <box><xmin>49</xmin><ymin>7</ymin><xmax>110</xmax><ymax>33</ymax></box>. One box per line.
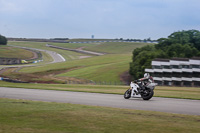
<box><xmin>76</xmin><ymin>46</ymin><xmax>86</xmax><ymax>50</ymax></box>
<box><xmin>0</xmin><ymin>68</ymin><xmax>9</xmax><ymax>74</ymax></box>
<box><xmin>0</xmin><ymin>66</ymin><xmax>92</xmax><ymax>84</ymax></box>
<box><xmin>33</xmin><ymin>66</ymin><xmax>83</xmax><ymax>76</ymax></box>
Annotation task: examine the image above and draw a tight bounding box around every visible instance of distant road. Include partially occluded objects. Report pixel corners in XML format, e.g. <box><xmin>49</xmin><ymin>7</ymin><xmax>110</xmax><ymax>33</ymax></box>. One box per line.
<box><xmin>0</xmin><ymin>87</ymin><xmax>199</xmax><ymax>115</ymax></box>
<box><xmin>10</xmin><ymin>45</ymin><xmax>66</xmax><ymax>63</ymax></box>
<box><xmin>0</xmin><ymin>45</ymin><xmax>65</xmax><ymax>70</ymax></box>
<box><xmin>46</xmin><ymin>44</ymin><xmax>105</xmax><ymax>56</ymax></box>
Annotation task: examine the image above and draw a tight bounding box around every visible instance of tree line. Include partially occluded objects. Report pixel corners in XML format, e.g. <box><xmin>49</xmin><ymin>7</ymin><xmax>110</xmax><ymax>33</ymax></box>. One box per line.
<box><xmin>129</xmin><ymin>30</ymin><xmax>200</xmax><ymax>79</ymax></box>
<box><xmin>0</xmin><ymin>34</ymin><xmax>7</xmax><ymax>45</ymax></box>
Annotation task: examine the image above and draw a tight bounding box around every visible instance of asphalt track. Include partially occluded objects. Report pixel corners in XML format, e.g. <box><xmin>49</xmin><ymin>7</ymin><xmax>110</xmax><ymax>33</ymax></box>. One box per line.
<box><xmin>0</xmin><ymin>87</ymin><xmax>200</xmax><ymax>115</ymax></box>
<box><xmin>9</xmin><ymin>45</ymin><xmax>66</xmax><ymax>64</ymax></box>
<box><xmin>0</xmin><ymin>45</ymin><xmax>65</xmax><ymax>70</ymax></box>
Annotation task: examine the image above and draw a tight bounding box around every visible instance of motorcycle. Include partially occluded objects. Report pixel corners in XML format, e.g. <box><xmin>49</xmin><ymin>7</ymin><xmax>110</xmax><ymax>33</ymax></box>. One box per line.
<box><xmin>124</xmin><ymin>79</ymin><xmax>157</xmax><ymax>100</ymax></box>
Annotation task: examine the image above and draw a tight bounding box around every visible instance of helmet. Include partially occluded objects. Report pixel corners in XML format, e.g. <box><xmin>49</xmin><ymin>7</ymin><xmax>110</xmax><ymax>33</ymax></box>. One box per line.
<box><xmin>144</xmin><ymin>73</ymin><xmax>150</xmax><ymax>78</ymax></box>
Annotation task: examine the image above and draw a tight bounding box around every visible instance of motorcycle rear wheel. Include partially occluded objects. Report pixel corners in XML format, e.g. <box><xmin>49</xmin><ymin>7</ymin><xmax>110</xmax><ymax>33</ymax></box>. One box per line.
<box><xmin>124</xmin><ymin>89</ymin><xmax>131</xmax><ymax>99</ymax></box>
<box><xmin>141</xmin><ymin>88</ymin><xmax>154</xmax><ymax>100</ymax></box>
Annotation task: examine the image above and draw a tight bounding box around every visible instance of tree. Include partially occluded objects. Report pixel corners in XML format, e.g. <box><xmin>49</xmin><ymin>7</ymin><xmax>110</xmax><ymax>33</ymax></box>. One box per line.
<box><xmin>0</xmin><ymin>35</ymin><xmax>7</xmax><ymax>45</ymax></box>
<box><xmin>129</xmin><ymin>29</ymin><xmax>200</xmax><ymax>80</ymax></box>
<box><xmin>166</xmin><ymin>43</ymin><xmax>199</xmax><ymax>58</ymax></box>
<box><xmin>192</xmin><ymin>31</ymin><xmax>200</xmax><ymax>51</ymax></box>
<box><xmin>130</xmin><ymin>45</ymin><xmax>168</xmax><ymax>79</ymax></box>
<box><xmin>156</xmin><ymin>30</ymin><xmax>200</xmax><ymax>50</ymax></box>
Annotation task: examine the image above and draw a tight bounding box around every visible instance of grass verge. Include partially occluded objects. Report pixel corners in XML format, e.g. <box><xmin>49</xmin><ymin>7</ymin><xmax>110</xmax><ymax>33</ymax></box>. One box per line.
<box><xmin>0</xmin><ymin>81</ymin><xmax>200</xmax><ymax>100</ymax></box>
<box><xmin>0</xmin><ymin>98</ymin><xmax>199</xmax><ymax>133</ymax></box>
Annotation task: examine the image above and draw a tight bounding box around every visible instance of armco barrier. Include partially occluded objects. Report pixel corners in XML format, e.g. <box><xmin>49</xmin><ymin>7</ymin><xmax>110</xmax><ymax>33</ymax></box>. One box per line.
<box><xmin>1</xmin><ymin>77</ymin><xmax>28</xmax><ymax>83</ymax></box>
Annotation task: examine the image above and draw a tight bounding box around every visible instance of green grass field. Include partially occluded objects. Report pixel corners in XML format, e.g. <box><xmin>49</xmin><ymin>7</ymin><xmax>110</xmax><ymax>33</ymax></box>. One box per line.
<box><xmin>49</xmin><ymin>42</ymin><xmax>95</xmax><ymax>49</ymax></box>
<box><xmin>0</xmin><ymin>45</ymin><xmax>34</xmax><ymax>59</ymax></box>
<box><xmin>0</xmin><ymin>98</ymin><xmax>199</xmax><ymax>133</ymax></box>
<box><xmin>50</xmin><ymin>41</ymin><xmax>150</xmax><ymax>54</ymax></box>
<box><xmin>85</xmin><ymin>42</ymin><xmax>151</xmax><ymax>54</ymax></box>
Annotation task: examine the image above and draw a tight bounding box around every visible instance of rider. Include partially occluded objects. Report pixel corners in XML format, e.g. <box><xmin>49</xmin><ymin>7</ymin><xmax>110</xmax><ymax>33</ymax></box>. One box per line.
<box><xmin>138</xmin><ymin>73</ymin><xmax>153</xmax><ymax>84</ymax></box>
<box><xmin>135</xmin><ymin>73</ymin><xmax>153</xmax><ymax>91</ymax></box>
<box><xmin>129</xmin><ymin>73</ymin><xmax>154</xmax><ymax>97</ymax></box>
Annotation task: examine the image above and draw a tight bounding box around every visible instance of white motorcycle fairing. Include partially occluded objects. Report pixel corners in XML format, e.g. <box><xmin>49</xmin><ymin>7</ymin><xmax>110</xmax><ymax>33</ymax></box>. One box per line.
<box><xmin>130</xmin><ymin>82</ymin><xmax>141</xmax><ymax>98</ymax></box>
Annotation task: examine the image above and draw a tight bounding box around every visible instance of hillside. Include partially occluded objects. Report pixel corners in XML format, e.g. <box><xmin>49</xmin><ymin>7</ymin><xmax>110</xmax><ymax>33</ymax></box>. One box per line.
<box><xmin>49</xmin><ymin>42</ymin><xmax>151</xmax><ymax>54</ymax></box>
<box><xmin>0</xmin><ymin>45</ymin><xmax>35</xmax><ymax>59</ymax></box>
<box><xmin>1</xmin><ymin>41</ymin><xmax>152</xmax><ymax>84</ymax></box>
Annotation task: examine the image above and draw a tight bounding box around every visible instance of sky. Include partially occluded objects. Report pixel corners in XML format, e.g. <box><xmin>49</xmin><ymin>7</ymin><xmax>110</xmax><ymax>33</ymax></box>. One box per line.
<box><xmin>0</xmin><ymin>0</ymin><xmax>200</xmax><ymax>40</ymax></box>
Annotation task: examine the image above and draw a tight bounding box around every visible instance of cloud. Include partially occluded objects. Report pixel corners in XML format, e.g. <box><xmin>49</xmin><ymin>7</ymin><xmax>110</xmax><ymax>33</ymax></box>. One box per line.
<box><xmin>0</xmin><ymin>0</ymin><xmax>22</xmax><ymax>13</ymax></box>
<box><xmin>0</xmin><ymin>0</ymin><xmax>200</xmax><ymax>39</ymax></box>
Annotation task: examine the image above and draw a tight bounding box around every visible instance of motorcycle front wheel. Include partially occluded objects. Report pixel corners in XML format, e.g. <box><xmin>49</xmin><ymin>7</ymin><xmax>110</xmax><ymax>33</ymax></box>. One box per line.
<box><xmin>124</xmin><ymin>89</ymin><xmax>131</xmax><ymax>99</ymax></box>
<box><xmin>141</xmin><ymin>88</ymin><xmax>154</xmax><ymax>100</ymax></box>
